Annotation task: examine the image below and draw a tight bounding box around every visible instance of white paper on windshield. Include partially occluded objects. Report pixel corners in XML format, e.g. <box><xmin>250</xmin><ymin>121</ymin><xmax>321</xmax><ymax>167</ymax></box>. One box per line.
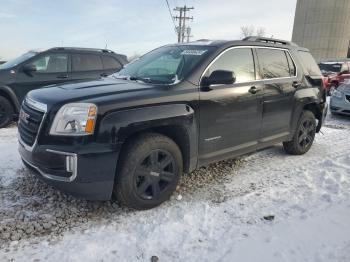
<box><xmin>181</xmin><ymin>50</ymin><xmax>207</xmax><ymax>56</ymax></box>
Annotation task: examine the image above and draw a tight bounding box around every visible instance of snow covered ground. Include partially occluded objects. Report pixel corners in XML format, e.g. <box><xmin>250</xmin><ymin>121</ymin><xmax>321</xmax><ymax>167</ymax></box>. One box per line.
<box><xmin>0</xmin><ymin>112</ymin><xmax>350</xmax><ymax>262</ymax></box>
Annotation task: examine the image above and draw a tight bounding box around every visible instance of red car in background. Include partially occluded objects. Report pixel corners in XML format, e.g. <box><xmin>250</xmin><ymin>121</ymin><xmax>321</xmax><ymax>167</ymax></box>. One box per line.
<box><xmin>319</xmin><ymin>61</ymin><xmax>350</xmax><ymax>95</ymax></box>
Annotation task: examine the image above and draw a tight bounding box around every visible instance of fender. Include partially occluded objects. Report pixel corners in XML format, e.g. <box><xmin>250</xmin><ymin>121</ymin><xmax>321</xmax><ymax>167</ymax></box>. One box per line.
<box><xmin>98</xmin><ymin>103</ymin><xmax>198</xmax><ymax>172</ymax></box>
<box><xmin>289</xmin><ymin>87</ymin><xmax>323</xmax><ymax>137</ymax></box>
<box><xmin>0</xmin><ymin>85</ymin><xmax>20</xmax><ymax>113</ymax></box>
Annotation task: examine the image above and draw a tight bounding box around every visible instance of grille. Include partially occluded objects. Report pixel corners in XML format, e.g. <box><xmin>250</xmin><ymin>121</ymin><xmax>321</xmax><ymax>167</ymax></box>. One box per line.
<box><xmin>18</xmin><ymin>102</ymin><xmax>45</xmax><ymax>146</ymax></box>
<box><xmin>346</xmin><ymin>95</ymin><xmax>350</xmax><ymax>103</ymax></box>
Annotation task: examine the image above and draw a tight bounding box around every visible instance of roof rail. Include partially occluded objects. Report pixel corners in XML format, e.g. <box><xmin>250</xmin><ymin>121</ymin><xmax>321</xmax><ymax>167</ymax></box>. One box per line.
<box><xmin>49</xmin><ymin>47</ymin><xmax>116</xmax><ymax>53</ymax></box>
<box><xmin>242</xmin><ymin>36</ymin><xmax>299</xmax><ymax>47</ymax></box>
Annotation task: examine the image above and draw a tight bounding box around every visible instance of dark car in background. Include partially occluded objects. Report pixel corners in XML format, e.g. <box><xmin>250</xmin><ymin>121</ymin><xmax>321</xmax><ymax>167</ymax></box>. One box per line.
<box><xmin>0</xmin><ymin>47</ymin><xmax>127</xmax><ymax>127</ymax></box>
<box><xmin>319</xmin><ymin>61</ymin><xmax>350</xmax><ymax>94</ymax></box>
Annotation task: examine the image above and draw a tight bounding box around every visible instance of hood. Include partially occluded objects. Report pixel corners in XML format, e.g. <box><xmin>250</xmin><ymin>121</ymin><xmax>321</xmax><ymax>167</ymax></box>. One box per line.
<box><xmin>27</xmin><ymin>77</ymin><xmax>157</xmax><ymax>109</ymax></box>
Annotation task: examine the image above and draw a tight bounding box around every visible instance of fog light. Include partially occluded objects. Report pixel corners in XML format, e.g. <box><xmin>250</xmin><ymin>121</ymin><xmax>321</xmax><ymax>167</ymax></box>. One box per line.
<box><xmin>66</xmin><ymin>156</ymin><xmax>75</xmax><ymax>173</ymax></box>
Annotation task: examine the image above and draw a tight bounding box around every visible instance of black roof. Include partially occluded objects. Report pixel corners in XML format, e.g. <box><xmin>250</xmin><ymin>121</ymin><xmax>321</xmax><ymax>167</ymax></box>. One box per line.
<box><xmin>48</xmin><ymin>47</ymin><xmax>117</xmax><ymax>54</ymax></box>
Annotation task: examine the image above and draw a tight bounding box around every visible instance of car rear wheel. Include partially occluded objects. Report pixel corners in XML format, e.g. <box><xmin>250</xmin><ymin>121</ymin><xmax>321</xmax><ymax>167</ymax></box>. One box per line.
<box><xmin>283</xmin><ymin>110</ymin><xmax>316</xmax><ymax>155</ymax></box>
<box><xmin>0</xmin><ymin>96</ymin><xmax>14</xmax><ymax>128</ymax></box>
<box><xmin>114</xmin><ymin>133</ymin><xmax>183</xmax><ymax>210</ymax></box>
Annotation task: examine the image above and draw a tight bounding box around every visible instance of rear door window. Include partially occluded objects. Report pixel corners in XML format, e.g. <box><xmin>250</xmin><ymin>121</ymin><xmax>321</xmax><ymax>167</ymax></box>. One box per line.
<box><xmin>102</xmin><ymin>56</ymin><xmax>122</xmax><ymax>70</ymax></box>
<box><xmin>72</xmin><ymin>54</ymin><xmax>103</xmax><ymax>72</ymax></box>
<box><xmin>256</xmin><ymin>48</ymin><xmax>290</xmax><ymax>79</ymax></box>
<box><xmin>297</xmin><ymin>51</ymin><xmax>321</xmax><ymax>76</ymax></box>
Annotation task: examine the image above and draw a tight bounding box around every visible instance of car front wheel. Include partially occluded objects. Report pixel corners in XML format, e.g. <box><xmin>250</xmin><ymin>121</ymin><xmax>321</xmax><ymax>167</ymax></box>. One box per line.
<box><xmin>114</xmin><ymin>133</ymin><xmax>183</xmax><ymax>210</ymax></box>
<box><xmin>0</xmin><ymin>96</ymin><xmax>14</xmax><ymax>128</ymax></box>
<box><xmin>283</xmin><ymin>110</ymin><xmax>316</xmax><ymax>155</ymax></box>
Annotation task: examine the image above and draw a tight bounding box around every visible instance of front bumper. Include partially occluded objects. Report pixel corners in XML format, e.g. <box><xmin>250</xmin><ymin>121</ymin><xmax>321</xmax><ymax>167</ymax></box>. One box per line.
<box><xmin>330</xmin><ymin>95</ymin><xmax>350</xmax><ymax>115</ymax></box>
<box><xmin>19</xmin><ymin>141</ymin><xmax>119</xmax><ymax>200</ymax></box>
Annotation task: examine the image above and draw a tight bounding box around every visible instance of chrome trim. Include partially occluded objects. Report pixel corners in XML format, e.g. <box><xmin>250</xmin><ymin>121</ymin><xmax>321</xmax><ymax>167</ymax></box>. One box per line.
<box><xmin>199</xmin><ymin>45</ymin><xmax>298</xmax><ymax>86</ymax></box>
<box><xmin>204</xmin><ymin>136</ymin><xmax>222</xmax><ymax>142</ymax></box>
<box><xmin>25</xmin><ymin>97</ymin><xmax>47</xmax><ymax>112</ymax></box>
<box><xmin>18</xmin><ymin>99</ymin><xmax>47</xmax><ymax>152</ymax></box>
<box><xmin>21</xmin><ymin>149</ymin><xmax>78</xmax><ymax>182</ymax></box>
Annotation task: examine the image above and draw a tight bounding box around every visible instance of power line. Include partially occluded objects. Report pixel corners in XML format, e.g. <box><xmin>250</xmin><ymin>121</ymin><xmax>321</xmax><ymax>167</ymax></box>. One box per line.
<box><xmin>173</xmin><ymin>5</ymin><xmax>194</xmax><ymax>43</ymax></box>
<box><xmin>165</xmin><ymin>0</ymin><xmax>178</xmax><ymax>36</ymax></box>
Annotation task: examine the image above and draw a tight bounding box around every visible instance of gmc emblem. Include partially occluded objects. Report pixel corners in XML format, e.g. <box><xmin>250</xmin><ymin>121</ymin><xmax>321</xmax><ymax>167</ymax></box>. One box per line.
<box><xmin>19</xmin><ymin>110</ymin><xmax>30</xmax><ymax>124</ymax></box>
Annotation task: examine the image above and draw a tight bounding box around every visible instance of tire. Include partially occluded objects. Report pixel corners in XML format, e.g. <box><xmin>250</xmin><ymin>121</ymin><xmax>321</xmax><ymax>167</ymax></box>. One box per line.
<box><xmin>114</xmin><ymin>133</ymin><xmax>183</xmax><ymax>210</ymax></box>
<box><xmin>0</xmin><ymin>96</ymin><xmax>14</xmax><ymax>128</ymax></box>
<box><xmin>283</xmin><ymin>110</ymin><xmax>316</xmax><ymax>155</ymax></box>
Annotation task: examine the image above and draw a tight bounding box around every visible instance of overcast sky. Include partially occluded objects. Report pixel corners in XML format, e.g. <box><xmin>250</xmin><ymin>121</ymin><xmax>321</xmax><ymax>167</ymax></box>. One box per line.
<box><xmin>0</xmin><ymin>0</ymin><xmax>297</xmax><ymax>60</ymax></box>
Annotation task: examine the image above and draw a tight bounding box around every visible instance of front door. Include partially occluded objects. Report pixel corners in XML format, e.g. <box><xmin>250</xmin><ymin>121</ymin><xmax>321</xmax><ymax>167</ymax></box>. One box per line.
<box><xmin>12</xmin><ymin>53</ymin><xmax>70</xmax><ymax>103</ymax></box>
<box><xmin>198</xmin><ymin>47</ymin><xmax>263</xmax><ymax>165</ymax></box>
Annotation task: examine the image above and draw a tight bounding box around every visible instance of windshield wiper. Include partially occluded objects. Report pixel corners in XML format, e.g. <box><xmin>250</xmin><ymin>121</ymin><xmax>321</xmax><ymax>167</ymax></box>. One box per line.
<box><xmin>113</xmin><ymin>75</ymin><xmax>129</xmax><ymax>80</ymax></box>
<box><xmin>113</xmin><ymin>75</ymin><xmax>153</xmax><ymax>83</ymax></box>
<box><xmin>129</xmin><ymin>76</ymin><xmax>152</xmax><ymax>83</ymax></box>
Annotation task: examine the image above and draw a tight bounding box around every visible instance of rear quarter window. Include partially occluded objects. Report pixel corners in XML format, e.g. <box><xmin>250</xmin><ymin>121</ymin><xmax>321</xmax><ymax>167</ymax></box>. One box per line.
<box><xmin>102</xmin><ymin>56</ymin><xmax>122</xmax><ymax>71</ymax></box>
<box><xmin>297</xmin><ymin>51</ymin><xmax>321</xmax><ymax>76</ymax></box>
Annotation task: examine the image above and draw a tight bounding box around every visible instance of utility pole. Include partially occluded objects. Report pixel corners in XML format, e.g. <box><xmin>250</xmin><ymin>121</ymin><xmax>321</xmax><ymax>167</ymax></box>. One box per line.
<box><xmin>173</xmin><ymin>5</ymin><xmax>194</xmax><ymax>43</ymax></box>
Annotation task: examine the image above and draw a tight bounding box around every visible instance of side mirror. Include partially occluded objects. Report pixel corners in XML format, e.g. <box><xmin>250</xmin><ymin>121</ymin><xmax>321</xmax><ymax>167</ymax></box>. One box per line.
<box><xmin>22</xmin><ymin>64</ymin><xmax>37</xmax><ymax>75</ymax></box>
<box><xmin>202</xmin><ymin>70</ymin><xmax>236</xmax><ymax>87</ymax></box>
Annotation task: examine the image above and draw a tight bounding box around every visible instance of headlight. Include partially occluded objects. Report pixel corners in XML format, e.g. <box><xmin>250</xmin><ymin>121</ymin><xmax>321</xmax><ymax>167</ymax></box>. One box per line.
<box><xmin>332</xmin><ymin>90</ymin><xmax>343</xmax><ymax>99</ymax></box>
<box><xmin>50</xmin><ymin>103</ymin><xmax>97</xmax><ymax>136</ymax></box>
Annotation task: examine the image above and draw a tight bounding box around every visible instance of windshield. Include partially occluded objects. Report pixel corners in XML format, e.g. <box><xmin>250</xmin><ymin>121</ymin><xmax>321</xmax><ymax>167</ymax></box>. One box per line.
<box><xmin>115</xmin><ymin>45</ymin><xmax>214</xmax><ymax>84</ymax></box>
<box><xmin>318</xmin><ymin>62</ymin><xmax>342</xmax><ymax>74</ymax></box>
<box><xmin>0</xmin><ymin>51</ymin><xmax>37</xmax><ymax>69</ymax></box>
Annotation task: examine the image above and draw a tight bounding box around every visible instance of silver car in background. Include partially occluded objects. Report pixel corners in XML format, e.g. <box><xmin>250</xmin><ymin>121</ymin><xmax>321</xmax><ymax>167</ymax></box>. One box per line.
<box><xmin>330</xmin><ymin>81</ymin><xmax>350</xmax><ymax>115</ymax></box>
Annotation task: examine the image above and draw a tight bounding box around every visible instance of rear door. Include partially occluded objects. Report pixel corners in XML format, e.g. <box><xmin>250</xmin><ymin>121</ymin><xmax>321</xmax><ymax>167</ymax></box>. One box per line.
<box><xmin>70</xmin><ymin>53</ymin><xmax>104</xmax><ymax>81</ymax></box>
<box><xmin>12</xmin><ymin>53</ymin><xmax>70</xmax><ymax>103</ymax></box>
<box><xmin>256</xmin><ymin>47</ymin><xmax>298</xmax><ymax>144</ymax></box>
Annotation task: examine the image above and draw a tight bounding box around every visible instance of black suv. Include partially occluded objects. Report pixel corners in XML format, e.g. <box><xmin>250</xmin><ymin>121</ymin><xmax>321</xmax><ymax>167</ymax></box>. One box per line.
<box><xmin>18</xmin><ymin>37</ymin><xmax>327</xmax><ymax>210</ymax></box>
<box><xmin>0</xmin><ymin>47</ymin><xmax>127</xmax><ymax>127</ymax></box>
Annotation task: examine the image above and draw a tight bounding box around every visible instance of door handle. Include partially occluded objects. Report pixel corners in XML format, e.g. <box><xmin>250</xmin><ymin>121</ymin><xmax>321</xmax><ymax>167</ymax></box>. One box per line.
<box><xmin>57</xmin><ymin>74</ymin><xmax>68</xmax><ymax>79</ymax></box>
<box><xmin>248</xmin><ymin>86</ymin><xmax>260</xmax><ymax>94</ymax></box>
<box><xmin>292</xmin><ymin>81</ymin><xmax>301</xmax><ymax>88</ymax></box>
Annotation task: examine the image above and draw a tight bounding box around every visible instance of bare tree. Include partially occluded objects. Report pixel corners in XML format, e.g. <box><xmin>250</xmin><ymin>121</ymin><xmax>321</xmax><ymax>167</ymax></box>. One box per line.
<box><xmin>241</xmin><ymin>26</ymin><xmax>255</xmax><ymax>38</ymax></box>
<box><xmin>241</xmin><ymin>26</ymin><xmax>266</xmax><ymax>38</ymax></box>
<box><xmin>256</xmin><ymin>27</ymin><xmax>266</xmax><ymax>37</ymax></box>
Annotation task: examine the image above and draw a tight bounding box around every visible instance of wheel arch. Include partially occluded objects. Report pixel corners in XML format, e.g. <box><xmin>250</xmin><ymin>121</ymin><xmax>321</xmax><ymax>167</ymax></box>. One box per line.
<box><xmin>0</xmin><ymin>86</ymin><xmax>20</xmax><ymax>114</ymax></box>
<box><xmin>291</xmin><ymin>101</ymin><xmax>323</xmax><ymax>135</ymax></box>
<box><xmin>98</xmin><ymin>104</ymin><xmax>199</xmax><ymax>174</ymax></box>
<box><xmin>291</xmin><ymin>87</ymin><xmax>325</xmax><ymax>135</ymax></box>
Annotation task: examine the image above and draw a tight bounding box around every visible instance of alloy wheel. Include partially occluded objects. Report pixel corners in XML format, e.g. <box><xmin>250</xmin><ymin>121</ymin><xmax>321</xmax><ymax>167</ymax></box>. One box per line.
<box><xmin>134</xmin><ymin>149</ymin><xmax>177</xmax><ymax>200</ymax></box>
<box><xmin>298</xmin><ymin>119</ymin><xmax>315</xmax><ymax>149</ymax></box>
